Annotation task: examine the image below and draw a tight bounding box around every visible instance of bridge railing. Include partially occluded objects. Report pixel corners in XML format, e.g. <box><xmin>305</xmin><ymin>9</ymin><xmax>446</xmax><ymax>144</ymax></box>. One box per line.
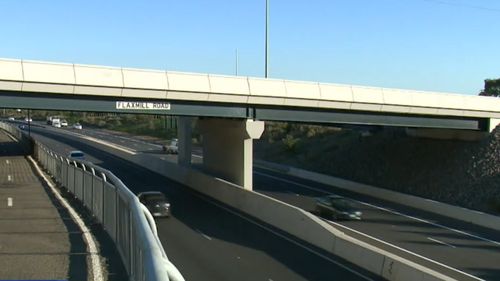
<box><xmin>0</xmin><ymin>121</ymin><xmax>184</xmax><ymax>281</ymax></box>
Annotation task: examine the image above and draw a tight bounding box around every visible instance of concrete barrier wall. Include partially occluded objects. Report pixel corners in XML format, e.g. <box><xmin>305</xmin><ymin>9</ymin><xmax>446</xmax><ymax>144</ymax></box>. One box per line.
<box><xmin>255</xmin><ymin>160</ymin><xmax>500</xmax><ymax>232</ymax></box>
<box><xmin>83</xmin><ymin>142</ymin><xmax>454</xmax><ymax>280</ymax></box>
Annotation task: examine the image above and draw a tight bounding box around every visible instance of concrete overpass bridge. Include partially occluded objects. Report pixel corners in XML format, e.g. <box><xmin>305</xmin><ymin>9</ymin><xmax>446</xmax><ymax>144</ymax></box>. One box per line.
<box><xmin>1</xmin><ymin>58</ymin><xmax>499</xmax><ymax>189</ymax></box>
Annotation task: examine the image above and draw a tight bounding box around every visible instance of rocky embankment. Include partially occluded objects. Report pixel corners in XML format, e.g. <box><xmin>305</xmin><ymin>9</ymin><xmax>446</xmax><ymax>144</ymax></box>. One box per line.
<box><xmin>255</xmin><ymin>124</ymin><xmax>500</xmax><ymax>215</ymax></box>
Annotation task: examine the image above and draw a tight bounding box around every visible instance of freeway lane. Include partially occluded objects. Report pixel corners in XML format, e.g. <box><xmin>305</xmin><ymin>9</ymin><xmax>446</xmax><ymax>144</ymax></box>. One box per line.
<box><xmin>22</xmin><ymin>124</ymin><xmax>380</xmax><ymax>281</ymax></box>
<box><xmin>41</xmin><ymin>123</ymin><xmax>500</xmax><ymax>281</ymax></box>
<box><xmin>254</xmin><ymin>168</ymin><xmax>500</xmax><ymax>281</ymax></box>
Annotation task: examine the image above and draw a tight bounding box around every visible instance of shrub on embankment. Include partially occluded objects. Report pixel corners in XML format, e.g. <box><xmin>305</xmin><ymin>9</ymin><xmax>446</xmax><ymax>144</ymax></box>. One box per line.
<box><xmin>255</xmin><ymin>122</ymin><xmax>500</xmax><ymax>215</ymax></box>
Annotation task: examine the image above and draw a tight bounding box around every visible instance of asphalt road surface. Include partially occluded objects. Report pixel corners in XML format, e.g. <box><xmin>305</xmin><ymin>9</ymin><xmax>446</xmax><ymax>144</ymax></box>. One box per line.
<box><xmin>26</xmin><ymin>121</ymin><xmax>500</xmax><ymax>281</ymax></box>
<box><xmin>18</xmin><ymin>123</ymin><xmax>380</xmax><ymax>281</ymax></box>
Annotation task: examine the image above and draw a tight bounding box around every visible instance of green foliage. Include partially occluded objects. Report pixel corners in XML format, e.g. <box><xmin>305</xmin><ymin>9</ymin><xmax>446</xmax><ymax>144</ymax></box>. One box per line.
<box><xmin>479</xmin><ymin>78</ymin><xmax>500</xmax><ymax>97</ymax></box>
<box><xmin>282</xmin><ymin>134</ymin><xmax>300</xmax><ymax>153</ymax></box>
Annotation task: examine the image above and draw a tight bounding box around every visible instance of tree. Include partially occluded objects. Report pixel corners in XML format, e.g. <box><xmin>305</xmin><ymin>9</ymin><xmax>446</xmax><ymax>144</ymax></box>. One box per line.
<box><xmin>479</xmin><ymin>79</ymin><xmax>500</xmax><ymax>97</ymax></box>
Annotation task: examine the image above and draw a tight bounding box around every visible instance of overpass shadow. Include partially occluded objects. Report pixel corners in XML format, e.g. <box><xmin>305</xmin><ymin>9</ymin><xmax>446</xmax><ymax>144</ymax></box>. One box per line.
<box><xmin>0</xmin><ymin>139</ymin><xmax>29</xmax><ymax>156</ymax></box>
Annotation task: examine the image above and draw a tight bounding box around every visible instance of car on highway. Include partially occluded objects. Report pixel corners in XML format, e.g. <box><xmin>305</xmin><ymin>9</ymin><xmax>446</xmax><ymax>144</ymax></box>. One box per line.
<box><xmin>68</xmin><ymin>150</ymin><xmax>85</xmax><ymax>161</ymax></box>
<box><xmin>315</xmin><ymin>195</ymin><xmax>362</xmax><ymax>220</ymax></box>
<box><xmin>8</xmin><ymin>117</ymin><xmax>15</xmax><ymax>121</ymax></box>
<box><xmin>162</xmin><ymin>139</ymin><xmax>178</xmax><ymax>154</ymax></box>
<box><xmin>52</xmin><ymin>120</ymin><xmax>61</xmax><ymax>128</ymax></box>
<box><xmin>61</xmin><ymin>119</ymin><xmax>68</xmax><ymax>127</ymax></box>
<box><xmin>73</xmin><ymin>123</ymin><xmax>82</xmax><ymax>130</ymax></box>
<box><xmin>24</xmin><ymin>117</ymin><xmax>32</xmax><ymax>122</ymax></box>
<box><xmin>138</xmin><ymin>191</ymin><xmax>171</xmax><ymax>218</ymax></box>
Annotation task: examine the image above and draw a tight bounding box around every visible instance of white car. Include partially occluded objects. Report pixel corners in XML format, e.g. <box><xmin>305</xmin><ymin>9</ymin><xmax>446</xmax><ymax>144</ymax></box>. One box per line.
<box><xmin>73</xmin><ymin>123</ymin><xmax>82</xmax><ymax>130</ymax></box>
<box><xmin>68</xmin><ymin>150</ymin><xmax>85</xmax><ymax>161</ymax></box>
<box><xmin>61</xmin><ymin>120</ymin><xmax>68</xmax><ymax>127</ymax></box>
<box><xmin>8</xmin><ymin>117</ymin><xmax>15</xmax><ymax>121</ymax></box>
<box><xmin>162</xmin><ymin>140</ymin><xmax>178</xmax><ymax>154</ymax></box>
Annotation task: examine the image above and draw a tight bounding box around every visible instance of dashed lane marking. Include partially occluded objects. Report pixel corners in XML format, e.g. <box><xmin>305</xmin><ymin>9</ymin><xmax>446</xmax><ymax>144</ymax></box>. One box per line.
<box><xmin>428</xmin><ymin>237</ymin><xmax>457</xmax><ymax>249</ymax></box>
<box><xmin>196</xmin><ymin>229</ymin><xmax>213</xmax><ymax>241</ymax></box>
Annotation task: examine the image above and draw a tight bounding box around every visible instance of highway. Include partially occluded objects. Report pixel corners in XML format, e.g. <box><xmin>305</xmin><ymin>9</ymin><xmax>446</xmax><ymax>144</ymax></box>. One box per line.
<box><xmin>14</xmin><ymin>122</ymin><xmax>380</xmax><ymax>281</ymax></box>
<box><xmin>24</xmin><ymin>121</ymin><xmax>500</xmax><ymax>281</ymax></box>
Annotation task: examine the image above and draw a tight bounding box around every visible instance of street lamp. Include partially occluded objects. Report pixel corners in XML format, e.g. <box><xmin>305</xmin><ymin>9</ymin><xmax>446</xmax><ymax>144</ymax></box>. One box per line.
<box><xmin>265</xmin><ymin>0</ymin><xmax>269</xmax><ymax>78</ymax></box>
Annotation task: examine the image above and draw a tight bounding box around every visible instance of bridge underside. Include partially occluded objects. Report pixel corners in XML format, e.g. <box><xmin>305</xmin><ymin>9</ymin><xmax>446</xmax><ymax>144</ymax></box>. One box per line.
<box><xmin>0</xmin><ymin>90</ymin><xmax>488</xmax><ymax>131</ymax></box>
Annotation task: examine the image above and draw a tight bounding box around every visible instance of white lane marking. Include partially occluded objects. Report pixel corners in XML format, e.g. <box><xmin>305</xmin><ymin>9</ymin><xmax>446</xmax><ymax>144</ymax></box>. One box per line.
<box><xmin>255</xmin><ymin>170</ymin><xmax>500</xmax><ymax>247</ymax></box>
<box><xmin>6</xmin><ymin>132</ymin><xmax>18</xmax><ymax>142</ymax></box>
<box><xmin>28</xmin><ymin>156</ymin><xmax>104</xmax><ymax>281</ymax></box>
<box><xmin>192</xmin><ymin>154</ymin><xmax>203</xmax><ymax>159</ymax></box>
<box><xmin>7</xmin><ymin>197</ymin><xmax>12</xmax><ymax>207</ymax></box>
<box><xmin>66</xmin><ymin>131</ymin><xmax>136</xmax><ymax>155</ymax></box>
<box><xmin>196</xmin><ymin>229</ymin><xmax>213</xmax><ymax>241</ymax></box>
<box><xmin>360</xmin><ymin>201</ymin><xmax>500</xmax><ymax>247</ymax></box>
<box><xmin>428</xmin><ymin>237</ymin><xmax>457</xmax><ymax>249</ymax></box>
<box><xmin>189</xmin><ymin>191</ymin><xmax>374</xmax><ymax>281</ymax></box>
<box><xmin>327</xmin><ymin>219</ymin><xmax>483</xmax><ymax>281</ymax></box>
<box><xmin>43</xmin><ymin>126</ymin><xmax>137</xmax><ymax>155</ymax></box>
<box><xmin>7</xmin><ymin>175</ymin><xmax>12</xmax><ymax>181</ymax></box>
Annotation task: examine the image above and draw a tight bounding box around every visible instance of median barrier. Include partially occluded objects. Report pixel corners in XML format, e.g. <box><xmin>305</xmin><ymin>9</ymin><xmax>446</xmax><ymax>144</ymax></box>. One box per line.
<box><xmin>86</xmin><ymin>142</ymin><xmax>453</xmax><ymax>280</ymax></box>
<box><xmin>255</xmin><ymin>160</ymin><xmax>500</xmax><ymax>232</ymax></box>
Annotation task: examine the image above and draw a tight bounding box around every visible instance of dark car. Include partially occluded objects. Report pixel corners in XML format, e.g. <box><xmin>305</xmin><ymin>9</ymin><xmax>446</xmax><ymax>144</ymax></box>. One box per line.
<box><xmin>138</xmin><ymin>191</ymin><xmax>170</xmax><ymax>218</ymax></box>
<box><xmin>315</xmin><ymin>195</ymin><xmax>362</xmax><ymax>220</ymax></box>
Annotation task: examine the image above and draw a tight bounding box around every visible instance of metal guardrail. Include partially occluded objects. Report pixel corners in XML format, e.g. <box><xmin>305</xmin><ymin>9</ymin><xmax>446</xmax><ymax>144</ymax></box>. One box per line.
<box><xmin>0</xmin><ymin>122</ymin><xmax>184</xmax><ymax>281</ymax></box>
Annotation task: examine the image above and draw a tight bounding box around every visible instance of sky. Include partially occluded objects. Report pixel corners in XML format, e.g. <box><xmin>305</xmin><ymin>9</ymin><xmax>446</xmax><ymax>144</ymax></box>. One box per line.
<box><xmin>0</xmin><ymin>0</ymin><xmax>499</xmax><ymax>95</ymax></box>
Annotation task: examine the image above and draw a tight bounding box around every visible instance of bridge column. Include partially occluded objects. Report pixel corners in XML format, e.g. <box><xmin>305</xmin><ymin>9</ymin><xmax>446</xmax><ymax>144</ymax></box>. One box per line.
<box><xmin>177</xmin><ymin>117</ymin><xmax>193</xmax><ymax>167</ymax></box>
<box><xmin>199</xmin><ymin>118</ymin><xmax>265</xmax><ymax>190</ymax></box>
<box><xmin>490</xmin><ymin>118</ymin><xmax>500</xmax><ymax>132</ymax></box>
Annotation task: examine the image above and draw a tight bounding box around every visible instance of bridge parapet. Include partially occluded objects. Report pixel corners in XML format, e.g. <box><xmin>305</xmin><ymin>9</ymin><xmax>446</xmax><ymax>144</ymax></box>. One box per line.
<box><xmin>1</xmin><ymin>58</ymin><xmax>499</xmax><ymax>122</ymax></box>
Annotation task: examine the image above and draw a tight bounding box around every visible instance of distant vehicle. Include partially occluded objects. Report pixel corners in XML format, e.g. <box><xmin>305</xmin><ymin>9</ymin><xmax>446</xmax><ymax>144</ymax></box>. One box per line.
<box><xmin>47</xmin><ymin>116</ymin><xmax>61</xmax><ymax>125</ymax></box>
<box><xmin>315</xmin><ymin>195</ymin><xmax>362</xmax><ymax>220</ymax></box>
<box><xmin>61</xmin><ymin>120</ymin><xmax>68</xmax><ymax>127</ymax></box>
<box><xmin>8</xmin><ymin>117</ymin><xmax>15</xmax><ymax>121</ymax></box>
<box><xmin>52</xmin><ymin>120</ymin><xmax>61</xmax><ymax>128</ymax></box>
<box><xmin>18</xmin><ymin>125</ymin><xmax>27</xmax><ymax>130</ymax></box>
<box><xmin>138</xmin><ymin>191</ymin><xmax>170</xmax><ymax>218</ymax></box>
<box><xmin>24</xmin><ymin>117</ymin><xmax>32</xmax><ymax>122</ymax></box>
<box><xmin>68</xmin><ymin>150</ymin><xmax>85</xmax><ymax>161</ymax></box>
<box><xmin>73</xmin><ymin>123</ymin><xmax>82</xmax><ymax>130</ymax></box>
<box><xmin>162</xmin><ymin>140</ymin><xmax>178</xmax><ymax>154</ymax></box>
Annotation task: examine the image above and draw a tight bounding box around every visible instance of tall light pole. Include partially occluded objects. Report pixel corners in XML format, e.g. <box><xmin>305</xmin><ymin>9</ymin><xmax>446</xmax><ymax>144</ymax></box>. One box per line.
<box><xmin>265</xmin><ymin>0</ymin><xmax>269</xmax><ymax>78</ymax></box>
<box><xmin>235</xmin><ymin>48</ymin><xmax>239</xmax><ymax>76</ymax></box>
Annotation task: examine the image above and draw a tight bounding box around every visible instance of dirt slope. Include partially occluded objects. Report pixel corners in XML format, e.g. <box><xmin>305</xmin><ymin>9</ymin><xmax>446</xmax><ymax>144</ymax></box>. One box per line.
<box><xmin>255</xmin><ymin>124</ymin><xmax>500</xmax><ymax>214</ymax></box>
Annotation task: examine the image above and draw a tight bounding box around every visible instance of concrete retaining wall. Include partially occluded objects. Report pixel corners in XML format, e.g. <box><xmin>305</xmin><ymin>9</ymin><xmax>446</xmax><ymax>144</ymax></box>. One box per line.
<box><xmin>255</xmin><ymin>160</ymin><xmax>500</xmax><ymax>232</ymax></box>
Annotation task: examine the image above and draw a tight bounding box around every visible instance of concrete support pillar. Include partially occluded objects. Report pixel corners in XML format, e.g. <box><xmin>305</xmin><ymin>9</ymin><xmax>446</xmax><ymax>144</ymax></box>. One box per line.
<box><xmin>177</xmin><ymin>117</ymin><xmax>193</xmax><ymax>167</ymax></box>
<box><xmin>199</xmin><ymin>119</ymin><xmax>265</xmax><ymax>190</ymax></box>
<box><xmin>490</xmin><ymin>118</ymin><xmax>500</xmax><ymax>133</ymax></box>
